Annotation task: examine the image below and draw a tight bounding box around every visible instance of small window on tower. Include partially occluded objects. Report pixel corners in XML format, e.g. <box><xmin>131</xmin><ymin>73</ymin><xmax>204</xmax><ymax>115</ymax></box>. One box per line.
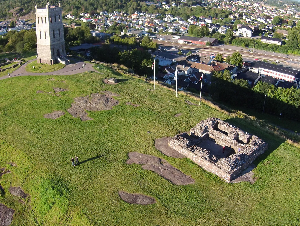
<box><xmin>45</xmin><ymin>32</ymin><xmax>46</xmax><ymax>39</ymax></box>
<box><xmin>53</xmin><ymin>30</ymin><xmax>55</xmax><ymax>38</ymax></box>
<box><xmin>59</xmin><ymin>15</ymin><xmax>60</xmax><ymax>21</ymax></box>
<box><xmin>55</xmin><ymin>15</ymin><xmax>56</xmax><ymax>22</ymax></box>
<box><xmin>58</xmin><ymin>29</ymin><xmax>60</xmax><ymax>37</ymax></box>
<box><xmin>50</xmin><ymin>17</ymin><xmax>52</xmax><ymax>23</ymax></box>
<box><xmin>38</xmin><ymin>17</ymin><xmax>39</xmax><ymax>24</ymax></box>
<box><xmin>40</xmin><ymin>31</ymin><xmax>41</xmax><ymax>39</ymax></box>
<box><xmin>45</xmin><ymin>17</ymin><xmax>46</xmax><ymax>23</ymax></box>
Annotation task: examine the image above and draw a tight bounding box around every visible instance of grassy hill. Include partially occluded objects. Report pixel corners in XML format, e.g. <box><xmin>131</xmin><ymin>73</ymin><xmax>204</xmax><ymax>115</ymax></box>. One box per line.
<box><xmin>0</xmin><ymin>64</ymin><xmax>299</xmax><ymax>225</ymax></box>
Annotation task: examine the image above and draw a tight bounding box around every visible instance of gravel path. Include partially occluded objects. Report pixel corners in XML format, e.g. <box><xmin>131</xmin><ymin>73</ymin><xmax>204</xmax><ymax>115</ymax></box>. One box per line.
<box><xmin>0</xmin><ymin>58</ymin><xmax>97</xmax><ymax>80</ymax></box>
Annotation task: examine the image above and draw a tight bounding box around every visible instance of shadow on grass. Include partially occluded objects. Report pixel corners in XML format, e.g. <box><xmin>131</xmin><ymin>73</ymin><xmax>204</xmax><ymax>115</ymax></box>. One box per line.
<box><xmin>225</xmin><ymin>117</ymin><xmax>285</xmax><ymax>165</ymax></box>
<box><xmin>77</xmin><ymin>154</ymin><xmax>104</xmax><ymax>166</ymax></box>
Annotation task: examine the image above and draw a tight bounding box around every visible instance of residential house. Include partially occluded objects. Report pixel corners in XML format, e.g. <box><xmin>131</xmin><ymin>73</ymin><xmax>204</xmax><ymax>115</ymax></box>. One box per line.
<box><xmin>236</xmin><ymin>25</ymin><xmax>253</xmax><ymax>37</ymax></box>
<box><xmin>261</xmin><ymin>37</ymin><xmax>282</xmax><ymax>45</ymax></box>
<box><xmin>176</xmin><ymin>65</ymin><xmax>193</xmax><ymax>76</ymax></box>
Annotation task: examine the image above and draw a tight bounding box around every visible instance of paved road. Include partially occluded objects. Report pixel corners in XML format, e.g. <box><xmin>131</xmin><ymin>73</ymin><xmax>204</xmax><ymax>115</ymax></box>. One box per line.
<box><xmin>0</xmin><ymin>58</ymin><xmax>97</xmax><ymax>80</ymax></box>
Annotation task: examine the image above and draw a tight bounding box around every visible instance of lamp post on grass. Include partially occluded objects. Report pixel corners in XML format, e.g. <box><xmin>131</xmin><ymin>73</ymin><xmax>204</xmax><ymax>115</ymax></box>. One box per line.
<box><xmin>263</xmin><ymin>94</ymin><xmax>266</xmax><ymax>112</ymax></box>
<box><xmin>175</xmin><ymin>67</ymin><xmax>178</xmax><ymax>97</ymax></box>
<box><xmin>199</xmin><ymin>74</ymin><xmax>203</xmax><ymax>105</ymax></box>
<box><xmin>153</xmin><ymin>59</ymin><xmax>156</xmax><ymax>90</ymax></box>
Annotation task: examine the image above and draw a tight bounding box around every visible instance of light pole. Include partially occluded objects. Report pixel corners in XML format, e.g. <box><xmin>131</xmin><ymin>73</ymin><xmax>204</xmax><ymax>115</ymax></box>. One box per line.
<box><xmin>263</xmin><ymin>94</ymin><xmax>266</xmax><ymax>112</ymax></box>
<box><xmin>175</xmin><ymin>67</ymin><xmax>178</xmax><ymax>97</ymax></box>
<box><xmin>153</xmin><ymin>59</ymin><xmax>156</xmax><ymax>90</ymax></box>
<box><xmin>199</xmin><ymin>75</ymin><xmax>203</xmax><ymax>105</ymax></box>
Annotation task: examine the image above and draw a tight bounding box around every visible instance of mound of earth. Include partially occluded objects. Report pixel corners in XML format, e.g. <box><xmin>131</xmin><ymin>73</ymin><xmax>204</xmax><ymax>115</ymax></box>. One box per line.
<box><xmin>118</xmin><ymin>191</ymin><xmax>156</xmax><ymax>205</ymax></box>
<box><xmin>155</xmin><ymin>137</ymin><xmax>185</xmax><ymax>158</ymax></box>
<box><xmin>0</xmin><ymin>203</ymin><xmax>14</xmax><ymax>226</ymax></box>
<box><xmin>126</xmin><ymin>152</ymin><xmax>194</xmax><ymax>185</ymax></box>
<box><xmin>67</xmin><ymin>92</ymin><xmax>119</xmax><ymax>121</ymax></box>
<box><xmin>44</xmin><ymin>111</ymin><xmax>65</xmax><ymax>119</ymax></box>
<box><xmin>9</xmin><ymin>187</ymin><xmax>28</xmax><ymax>199</ymax></box>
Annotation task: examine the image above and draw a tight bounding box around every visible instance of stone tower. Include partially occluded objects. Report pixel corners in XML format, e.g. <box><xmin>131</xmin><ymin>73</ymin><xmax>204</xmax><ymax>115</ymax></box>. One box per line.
<box><xmin>35</xmin><ymin>3</ymin><xmax>67</xmax><ymax>64</ymax></box>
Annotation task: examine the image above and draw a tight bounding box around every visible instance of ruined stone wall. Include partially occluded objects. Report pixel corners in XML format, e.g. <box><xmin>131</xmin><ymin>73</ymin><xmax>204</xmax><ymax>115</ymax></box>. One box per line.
<box><xmin>169</xmin><ymin>118</ymin><xmax>268</xmax><ymax>182</ymax></box>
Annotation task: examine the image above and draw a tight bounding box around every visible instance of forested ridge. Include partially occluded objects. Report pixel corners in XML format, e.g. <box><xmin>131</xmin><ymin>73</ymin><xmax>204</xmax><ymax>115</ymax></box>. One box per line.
<box><xmin>0</xmin><ymin>0</ymin><xmax>200</xmax><ymax>19</ymax></box>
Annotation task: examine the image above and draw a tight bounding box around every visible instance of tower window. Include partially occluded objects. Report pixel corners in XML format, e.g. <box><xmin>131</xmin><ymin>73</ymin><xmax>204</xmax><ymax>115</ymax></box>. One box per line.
<box><xmin>58</xmin><ymin>29</ymin><xmax>60</xmax><ymax>37</ymax></box>
<box><xmin>53</xmin><ymin>30</ymin><xmax>55</xmax><ymax>38</ymax></box>
<box><xmin>45</xmin><ymin>17</ymin><xmax>46</xmax><ymax>23</ymax></box>
<box><xmin>40</xmin><ymin>31</ymin><xmax>41</xmax><ymax>39</ymax></box>
<box><xmin>50</xmin><ymin>17</ymin><xmax>52</xmax><ymax>23</ymax></box>
<box><xmin>59</xmin><ymin>15</ymin><xmax>61</xmax><ymax>21</ymax></box>
<box><xmin>45</xmin><ymin>32</ymin><xmax>46</xmax><ymax>39</ymax></box>
<box><xmin>55</xmin><ymin>15</ymin><xmax>56</xmax><ymax>22</ymax></box>
<box><xmin>38</xmin><ymin>17</ymin><xmax>39</xmax><ymax>24</ymax></box>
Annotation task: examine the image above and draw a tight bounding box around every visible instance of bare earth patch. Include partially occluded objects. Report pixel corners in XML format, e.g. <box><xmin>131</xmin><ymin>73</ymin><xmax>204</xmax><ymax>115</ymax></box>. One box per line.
<box><xmin>174</xmin><ymin>113</ymin><xmax>182</xmax><ymax>117</ymax></box>
<box><xmin>0</xmin><ymin>203</ymin><xmax>14</xmax><ymax>226</ymax></box>
<box><xmin>44</xmin><ymin>111</ymin><xmax>65</xmax><ymax>119</ymax></box>
<box><xmin>126</xmin><ymin>152</ymin><xmax>194</xmax><ymax>185</ymax></box>
<box><xmin>67</xmin><ymin>92</ymin><xmax>119</xmax><ymax>121</ymax></box>
<box><xmin>118</xmin><ymin>190</ymin><xmax>156</xmax><ymax>205</ymax></box>
<box><xmin>126</xmin><ymin>102</ymin><xmax>140</xmax><ymax>107</ymax></box>
<box><xmin>9</xmin><ymin>187</ymin><xmax>28</xmax><ymax>199</ymax></box>
<box><xmin>155</xmin><ymin>137</ymin><xmax>186</xmax><ymax>158</ymax></box>
<box><xmin>53</xmin><ymin>87</ymin><xmax>67</xmax><ymax>93</ymax></box>
<box><xmin>103</xmin><ymin>78</ymin><xmax>119</xmax><ymax>84</ymax></box>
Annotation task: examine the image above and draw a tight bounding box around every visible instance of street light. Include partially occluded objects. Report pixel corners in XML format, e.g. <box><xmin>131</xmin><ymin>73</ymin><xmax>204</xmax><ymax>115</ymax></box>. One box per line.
<box><xmin>175</xmin><ymin>67</ymin><xmax>178</xmax><ymax>97</ymax></box>
<box><xmin>263</xmin><ymin>94</ymin><xmax>266</xmax><ymax>112</ymax></box>
<box><xmin>199</xmin><ymin>75</ymin><xmax>203</xmax><ymax>105</ymax></box>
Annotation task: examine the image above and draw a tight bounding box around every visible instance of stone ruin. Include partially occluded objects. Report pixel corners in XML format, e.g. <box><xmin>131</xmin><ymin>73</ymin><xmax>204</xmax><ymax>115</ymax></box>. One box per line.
<box><xmin>168</xmin><ymin>118</ymin><xmax>268</xmax><ymax>182</ymax></box>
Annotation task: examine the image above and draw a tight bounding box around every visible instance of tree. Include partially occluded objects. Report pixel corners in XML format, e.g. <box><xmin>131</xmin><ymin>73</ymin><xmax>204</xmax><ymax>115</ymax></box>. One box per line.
<box><xmin>215</xmin><ymin>53</ymin><xmax>223</xmax><ymax>62</ymax></box>
<box><xmin>224</xmin><ymin>29</ymin><xmax>233</xmax><ymax>44</ymax></box>
<box><xmin>272</xmin><ymin>16</ymin><xmax>283</xmax><ymax>26</ymax></box>
<box><xmin>9</xmin><ymin>20</ymin><xmax>15</xmax><ymax>28</ymax></box>
<box><xmin>230</xmin><ymin>52</ymin><xmax>243</xmax><ymax>67</ymax></box>
<box><xmin>225</xmin><ymin>55</ymin><xmax>231</xmax><ymax>64</ymax></box>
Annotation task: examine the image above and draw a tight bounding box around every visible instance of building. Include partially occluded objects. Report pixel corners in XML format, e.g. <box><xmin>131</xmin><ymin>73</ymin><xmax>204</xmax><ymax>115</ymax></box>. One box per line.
<box><xmin>236</xmin><ymin>25</ymin><xmax>253</xmax><ymax>37</ymax></box>
<box><xmin>249</xmin><ymin>61</ymin><xmax>300</xmax><ymax>83</ymax></box>
<box><xmin>35</xmin><ymin>3</ymin><xmax>67</xmax><ymax>64</ymax></box>
<box><xmin>261</xmin><ymin>37</ymin><xmax>282</xmax><ymax>45</ymax></box>
<box><xmin>178</xmin><ymin>36</ymin><xmax>218</xmax><ymax>45</ymax></box>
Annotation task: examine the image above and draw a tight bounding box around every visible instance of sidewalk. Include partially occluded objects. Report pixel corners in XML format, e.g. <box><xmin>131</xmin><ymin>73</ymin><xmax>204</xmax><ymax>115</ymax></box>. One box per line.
<box><xmin>0</xmin><ymin>58</ymin><xmax>97</xmax><ymax>80</ymax></box>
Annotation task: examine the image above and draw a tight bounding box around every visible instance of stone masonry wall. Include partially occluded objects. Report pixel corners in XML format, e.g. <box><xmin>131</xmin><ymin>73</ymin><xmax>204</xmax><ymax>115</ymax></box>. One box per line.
<box><xmin>169</xmin><ymin>118</ymin><xmax>268</xmax><ymax>182</ymax></box>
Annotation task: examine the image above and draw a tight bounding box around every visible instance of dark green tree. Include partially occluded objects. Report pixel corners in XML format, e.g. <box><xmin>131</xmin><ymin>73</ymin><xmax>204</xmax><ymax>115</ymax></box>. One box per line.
<box><xmin>230</xmin><ymin>52</ymin><xmax>243</xmax><ymax>67</ymax></box>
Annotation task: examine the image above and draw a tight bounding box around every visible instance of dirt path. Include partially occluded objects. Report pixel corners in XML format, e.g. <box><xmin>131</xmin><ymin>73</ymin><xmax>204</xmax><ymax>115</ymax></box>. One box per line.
<box><xmin>0</xmin><ymin>58</ymin><xmax>97</xmax><ymax>80</ymax></box>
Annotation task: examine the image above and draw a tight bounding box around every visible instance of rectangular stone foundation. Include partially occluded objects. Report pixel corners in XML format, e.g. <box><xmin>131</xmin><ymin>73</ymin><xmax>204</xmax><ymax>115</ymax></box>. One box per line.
<box><xmin>168</xmin><ymin>118</ymin><xmax>268</xmax><ymax>182</ymax></box>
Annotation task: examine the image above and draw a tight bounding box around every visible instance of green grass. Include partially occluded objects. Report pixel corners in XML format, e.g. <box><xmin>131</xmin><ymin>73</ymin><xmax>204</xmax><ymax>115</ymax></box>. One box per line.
<box><xmin>26</xmin><ymin>60</ymin><xmax>65</xmax><ymax>73</ymax></box>
<box><xmin>0</xmin><ymin>65</ymin><xmax>299</xmax><ymax>225</ymax></box>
